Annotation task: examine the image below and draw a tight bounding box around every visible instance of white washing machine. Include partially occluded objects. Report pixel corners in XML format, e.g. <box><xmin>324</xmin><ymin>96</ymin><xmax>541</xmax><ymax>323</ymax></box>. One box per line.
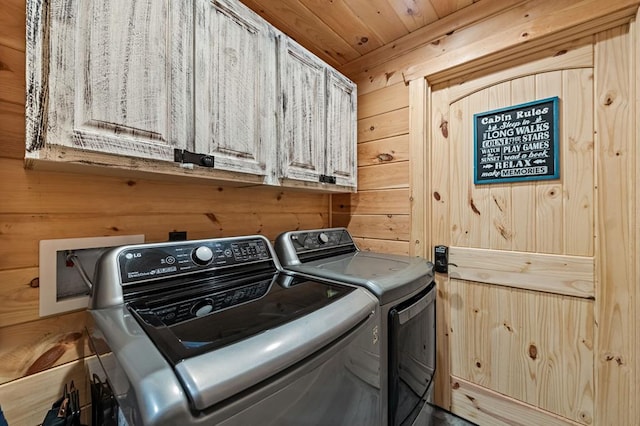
<box><xmin>275</xmin><ymin>228</ymin><xmax>436</xmax><ymax>426</ymax></box>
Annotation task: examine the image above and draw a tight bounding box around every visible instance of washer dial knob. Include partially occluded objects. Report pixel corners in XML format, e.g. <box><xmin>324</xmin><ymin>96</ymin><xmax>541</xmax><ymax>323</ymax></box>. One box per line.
<box><xmin>192</xmin><ymin>246</ymin><xmax>214</xmax><ymax>265</ymax></box>
<box><xmin>191</xmin><ymin>299</ymin><xmax>213</xmax><ymax>317</ymax></box>
<box><xmin>318</xmin><ymin>232</ymin><xmax>329</xmax><ymax>244</ymax></box>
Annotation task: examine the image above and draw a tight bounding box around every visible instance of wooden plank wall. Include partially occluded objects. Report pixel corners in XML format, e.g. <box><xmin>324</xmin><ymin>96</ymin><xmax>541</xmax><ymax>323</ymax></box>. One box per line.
<box><xmin>333</xmin><ymin>1</ymin><xmax>639</xmax><ymax>425</ymax></box>
<box><xmin>0</xmin><ymin>1</ymin><xmax>329</xmax><ymax>424</ymax></box>
<box><xmin>331</xmin><ymin>83</ymin><xmax>410</xmax><ymax>254</ymax></box>
<box><xmin>332</xmin><ymin>82</ymin><xmax>412</xmax><ymax>255</ymax></box>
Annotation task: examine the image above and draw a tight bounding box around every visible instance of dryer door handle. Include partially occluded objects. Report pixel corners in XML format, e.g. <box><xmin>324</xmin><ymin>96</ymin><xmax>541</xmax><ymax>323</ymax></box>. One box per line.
<box><xmin>397</xmin><ymin>286</ymin><xmax>435</xmax><ymax>325</ymax></box>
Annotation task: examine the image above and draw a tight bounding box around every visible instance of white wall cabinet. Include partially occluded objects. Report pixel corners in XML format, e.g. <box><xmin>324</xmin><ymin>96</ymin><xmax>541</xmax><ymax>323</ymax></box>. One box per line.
<box><xmin>27</xmin><ymin>0</ymin><xmax>356</xmax><ymax>191</ymax></box>
<box><xmin>325</xmin><ymin>70</ymin><xmax>358</xmax><ymax>188</ymax></box>
<box><xmin>26</xmin><ymin>0</ymin><xmax>194</xmax><ymax>164</ymax></box>
<box><xmin>195</xmin><ymin>0</ymin><xmax>278</xmax><ymax>185</ymax></box>
<box><xmin>280</xmin><ymin>38</ymin><xmax>357</xmax><ymax>189</ymax></box>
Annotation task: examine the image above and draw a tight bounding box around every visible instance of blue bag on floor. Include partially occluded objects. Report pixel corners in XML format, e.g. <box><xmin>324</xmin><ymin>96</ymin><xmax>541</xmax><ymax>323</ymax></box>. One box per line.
<box><xmin>0</xmin><ymin>405</ymin><xmax>8</xmax><ymax>426</ymax></box>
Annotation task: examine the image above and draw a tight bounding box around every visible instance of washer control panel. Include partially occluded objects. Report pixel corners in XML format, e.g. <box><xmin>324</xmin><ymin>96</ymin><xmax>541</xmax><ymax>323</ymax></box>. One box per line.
<box><xmin>118</xmin><ymin>237</ymin><xmax>271</xmax><ymax>284</ymax></box>
<box><xmin>141</xmin><ymin>279</ymin><xmax>272</xmax><ymax>326</ymax></box>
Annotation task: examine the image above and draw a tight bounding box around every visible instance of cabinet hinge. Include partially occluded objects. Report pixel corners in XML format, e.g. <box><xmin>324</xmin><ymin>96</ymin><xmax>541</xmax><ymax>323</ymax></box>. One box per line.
<box><xmin>174</xmin><ymin>149</ymin><xmax>215</xmax><ymax>168</ymax></box>
<box><xmin>319</xmin><ymin>174</ymin><xmax>336</xmax><ymax>184</ymax></box>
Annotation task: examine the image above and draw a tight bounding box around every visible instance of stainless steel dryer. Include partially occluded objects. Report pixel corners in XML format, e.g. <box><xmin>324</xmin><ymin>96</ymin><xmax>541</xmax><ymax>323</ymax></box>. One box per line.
<box><xmin>87</xmin><ymin>235</ymin><xmax>381</xmax><ymax>425</ymax></box>
<box><xmin>275</xmin><ymin>228</ymin><xmax>436</xmax><ymax>426</ymax></box>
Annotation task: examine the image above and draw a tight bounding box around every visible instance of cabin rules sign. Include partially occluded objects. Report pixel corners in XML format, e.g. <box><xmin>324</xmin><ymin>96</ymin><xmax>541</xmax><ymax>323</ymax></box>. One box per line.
<box><xmin>474</xmin><ymin>97</ymin><xmax>559</xmax><ymax>184</ymax></box>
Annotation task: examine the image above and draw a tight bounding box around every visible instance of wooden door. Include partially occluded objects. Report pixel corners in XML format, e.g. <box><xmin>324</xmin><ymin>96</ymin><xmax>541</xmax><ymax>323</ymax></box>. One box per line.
<box><xmin>33</xmin><ymin>0</ymin><xmax>193</xmax><ymax>161</ymax></box>
<box><xmin>195</xmin><ymin>0</ymin><xmax>278</xmax><ymax>184</ymax></box>
<box><xmin>430</xmin><ymin>42</ymin><xmax>598</xmax><ymax>425</ymax></box>
<box><xmin>326</xmin><ymin>70</ymin><xmax>357</xmax><ymax>188</ymax></box>
<box><xmin>279</xmin><ymin>38</ymin><xmax>327</xmax><ymax>184</ymax></box>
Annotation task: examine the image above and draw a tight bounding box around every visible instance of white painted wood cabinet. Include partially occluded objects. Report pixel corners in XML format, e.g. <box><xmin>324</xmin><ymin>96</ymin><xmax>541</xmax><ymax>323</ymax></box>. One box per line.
<box><xmin>26</xmin><ymin>0</ymin><xmax>194</xmax><ymax>164</ymax></box>
<box><xmin>280</xmin><ymin>38</ymin><xmax>357</xmax><ymax>189</ymax></box>
<box><xmin>27</xmin><ymin>0</ymin><xmax>356</xmax><ymax>191</ymax></box>
<box><xmin>195</xmin><ymin>0</ymin><xmax>278</xmax><ymax>185</ymax></box>
<box><xmin>325</xmin><ymin>70</ymin><xmax>358</xmax><ymax>188</ymax></box>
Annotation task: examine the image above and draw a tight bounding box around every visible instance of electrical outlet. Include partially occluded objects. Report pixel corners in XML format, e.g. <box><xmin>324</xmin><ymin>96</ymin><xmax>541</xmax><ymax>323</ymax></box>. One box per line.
<box><xmin>39</xmin><ymin>235</ymin><xmax>144</xmax><ymax>317</ymax></box>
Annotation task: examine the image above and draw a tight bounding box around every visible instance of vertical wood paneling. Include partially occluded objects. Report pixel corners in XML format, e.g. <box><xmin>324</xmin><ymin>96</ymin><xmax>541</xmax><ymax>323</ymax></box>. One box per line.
<box><xmin>510</xmin><ymin>76</ymin><xmax>538</xmax><ymax>252</ymax></box>
<box><xmin>449</xmin><ymin>281</ymin><xmax>594</xmax><ymax>422</ymax></box>
<box><xmin>487</xmin><ymin>82</ymin><xmax>513</xmax><ymax>251</ymax></box>
<box><xmin>430</xmin><ymin>33</ymin><xmax>600</xmax><ymax>424</ymax></box>
<box><xmin>562</xmin><ymin>68</ymin><xmax>595</xmax><ymax>256</ymax></box>
<box><xmin>466</xmin><ymin>90</ymin><xmax>491</xmax><ymax>248</ymax></box>
<box><xmin>635</xmin><ymin>10</ymin><xmax>640</xmax><ymax>426</ymax></box>
<box><xmin>594</xmin><ymin>24</ymin><xmax>635</xmax><ymax>426</ymax></box>
<box><xmin>409</xmin><ymin>78</ymin><xmax>427</xmax><ymax>257</ymax></box>
<box><xmin>430</xmin><ymin>86</ymin><xmax>451</xmax><ymax>409</ymax></box>
<box><xmin>534</xmin><ymin>72</ymin><xmax>564</xmax><ymax>254</ymax></box>
<box><xmin>449</xmin><ymin>97</ymin><xmax>468</xmax><ymax>247</ymax></box>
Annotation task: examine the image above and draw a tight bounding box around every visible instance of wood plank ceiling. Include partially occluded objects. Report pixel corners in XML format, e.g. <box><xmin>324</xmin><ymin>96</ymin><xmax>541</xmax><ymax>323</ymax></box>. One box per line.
<box><xmin>238</xmin><ymin>0</ymin><xmax>478</xmax><ymax>69</ymax></box>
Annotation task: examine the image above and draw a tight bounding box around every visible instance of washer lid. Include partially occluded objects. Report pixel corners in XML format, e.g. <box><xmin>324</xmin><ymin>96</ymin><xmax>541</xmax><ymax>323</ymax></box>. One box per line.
<box><xmin>174</xmin><ymin>284</ymin><xmax>377</xmax><ymax>410</ymax></box>
<box><xmin>287</xmin><ymin>251</ymin><xmax>434</xmax><ymax>304</ymax></box>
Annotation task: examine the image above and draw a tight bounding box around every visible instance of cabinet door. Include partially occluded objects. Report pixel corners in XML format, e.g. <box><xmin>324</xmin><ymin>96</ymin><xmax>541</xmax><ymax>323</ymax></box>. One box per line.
<box><xmin>195</xmin><ymin>0</ymin><xmax>278</xmax><ymax>183</ymax></box>
<box><xmin>280</xmin><ymin>38</ymin><xmax>327</xmax><ymax>184</ymax></box>
<box><xmin>31</xmin><ymin>0</ymin><xmax>193</xmax><ymax>161</ymax></box>
<box><xmin>326</xmin><ymin>70</ymin><xmax>357</xmax><ymax>188</ymax></box>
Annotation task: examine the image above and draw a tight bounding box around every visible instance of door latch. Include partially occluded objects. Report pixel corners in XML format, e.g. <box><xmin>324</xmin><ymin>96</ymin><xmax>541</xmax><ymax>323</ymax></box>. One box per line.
<box><xmin>434</xmin><ymin>245</ymin><xmax>448</xmax><ymax>273</ymax></box>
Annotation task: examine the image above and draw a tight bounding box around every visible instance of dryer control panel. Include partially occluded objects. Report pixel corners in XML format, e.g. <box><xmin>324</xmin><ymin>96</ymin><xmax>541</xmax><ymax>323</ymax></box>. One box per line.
<box><xmin>288</xmin><ymin>229</ymin><xmax>354</xmax><ymax>253</ymax></box>
<box><xmin>274</xmin><ymin>228</ymin><xmax>358</xmax><ymax>265</ymax></box>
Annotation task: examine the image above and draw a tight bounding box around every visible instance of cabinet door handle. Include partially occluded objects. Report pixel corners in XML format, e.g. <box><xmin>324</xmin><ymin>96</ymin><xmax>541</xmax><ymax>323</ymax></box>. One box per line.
<box><xmin>174</xmin><ymin>149</ymin><xmax>215</xmax><ymax>168</ymax></box>
<box><xmin>319</xmin><ymin>174</ymin><xmax>336</xmax><ymax>184</ymax></box>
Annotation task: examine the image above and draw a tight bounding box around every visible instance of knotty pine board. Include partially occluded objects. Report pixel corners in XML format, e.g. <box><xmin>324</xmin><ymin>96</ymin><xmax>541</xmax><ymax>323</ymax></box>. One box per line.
<box><xmin>357</xmin><ymin>82</ymin><xmax>409</xmax><ymax>120</ymax></box>
<box><xmin>338</xmin><ymin>0</ymin><xmax>524</xmax><ymax>81</ymax></box>
<box><xmin>351</xmin><ymin>237</ymin><xmax>410</xmax><ymax>255</ymax></box>
<box><xmin>448</xmin><ymin>247</ymin><xmax>594</xmax><ymax>299</ymax></box>
<box><xmin>340</xmin><ymin>0</ymin><xmax>639</xmax><ymax>94</ymax></box>
<box><xmin>0</xmin><ymin>159</ymin><xmax>329</xmax><ymax>215</ymax></box>
<box><xmin>358</xmin><ymin>107</ymin><xmax>409</xmax><ymax>143</ymax></box>
<box><xmin>450</xmin><ymin>378</ymin><xmax>583</xmax><ymax>426</ymax></box>
<box><xmin>0</xmin><ymin>268</ymin><xmax>39</xmax><ymax>329</ymax></box>
<box><xmin>0</xmin><ymin>101</ymin><xmax>25</xmax><ymax>160</ymax></box>
<box><xmin>238</xmin><ymin>0</ymin><xmax>358</xmax><ymax>68</ymax></box>
<box><xmin>332</xmin><ymin>213</ymin><xmax>410</xmax><ymax>241</ymax></box>
<box><xmin>444</xmin><ymin>69</ymin><xmax>594</xmax><ymax>256</ymax></box>
<box><xmin>0</xmin><ymin>0</ymin><xmax>25</xmax><ymax>52</ymax></box>
<box><xmin>0</xmin><ymin>211</ymin><xmax>327</xmax><ymax>270</ymax></box>
<box><xmin>0</xmin><ymin>360</ymin><xmax>90</xmax><ymax>425</ymax></box>
<box><xmin>449</xmin><ymin>280</ymin><xmax>594</xmax><ymax>423</ymax></box>
<box><xmin>357</xmin><ymin>161</ymin><xmax>409</xmax><ymax>191</ymax></box>
<box><xmin>594</xmin><ymin>24</ymin><xmax>636</xmax><ymax>426</ymax></box>
<box><xmin>0</xmin><ymin>311</ymin><xmax>92</xmax><ymax>385</ymax></box>
<box><xmin>0</xmin><ymin>43</ymin><xmax>25</xmax><ymax>106</ymax></box>
<box><xmin>429</xmin><ymin>85</ymin><xmax>452</xmax><ymax>409</ymax></box>
<box><xmin>357</xmin><ymin>135</ymin><xmax>409</xmax><ymax>167</ymax></box>
<box><xmin>333</xmin><ymin>189</ymin><xmax>410</xmax><ymax>216</ymax></box>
